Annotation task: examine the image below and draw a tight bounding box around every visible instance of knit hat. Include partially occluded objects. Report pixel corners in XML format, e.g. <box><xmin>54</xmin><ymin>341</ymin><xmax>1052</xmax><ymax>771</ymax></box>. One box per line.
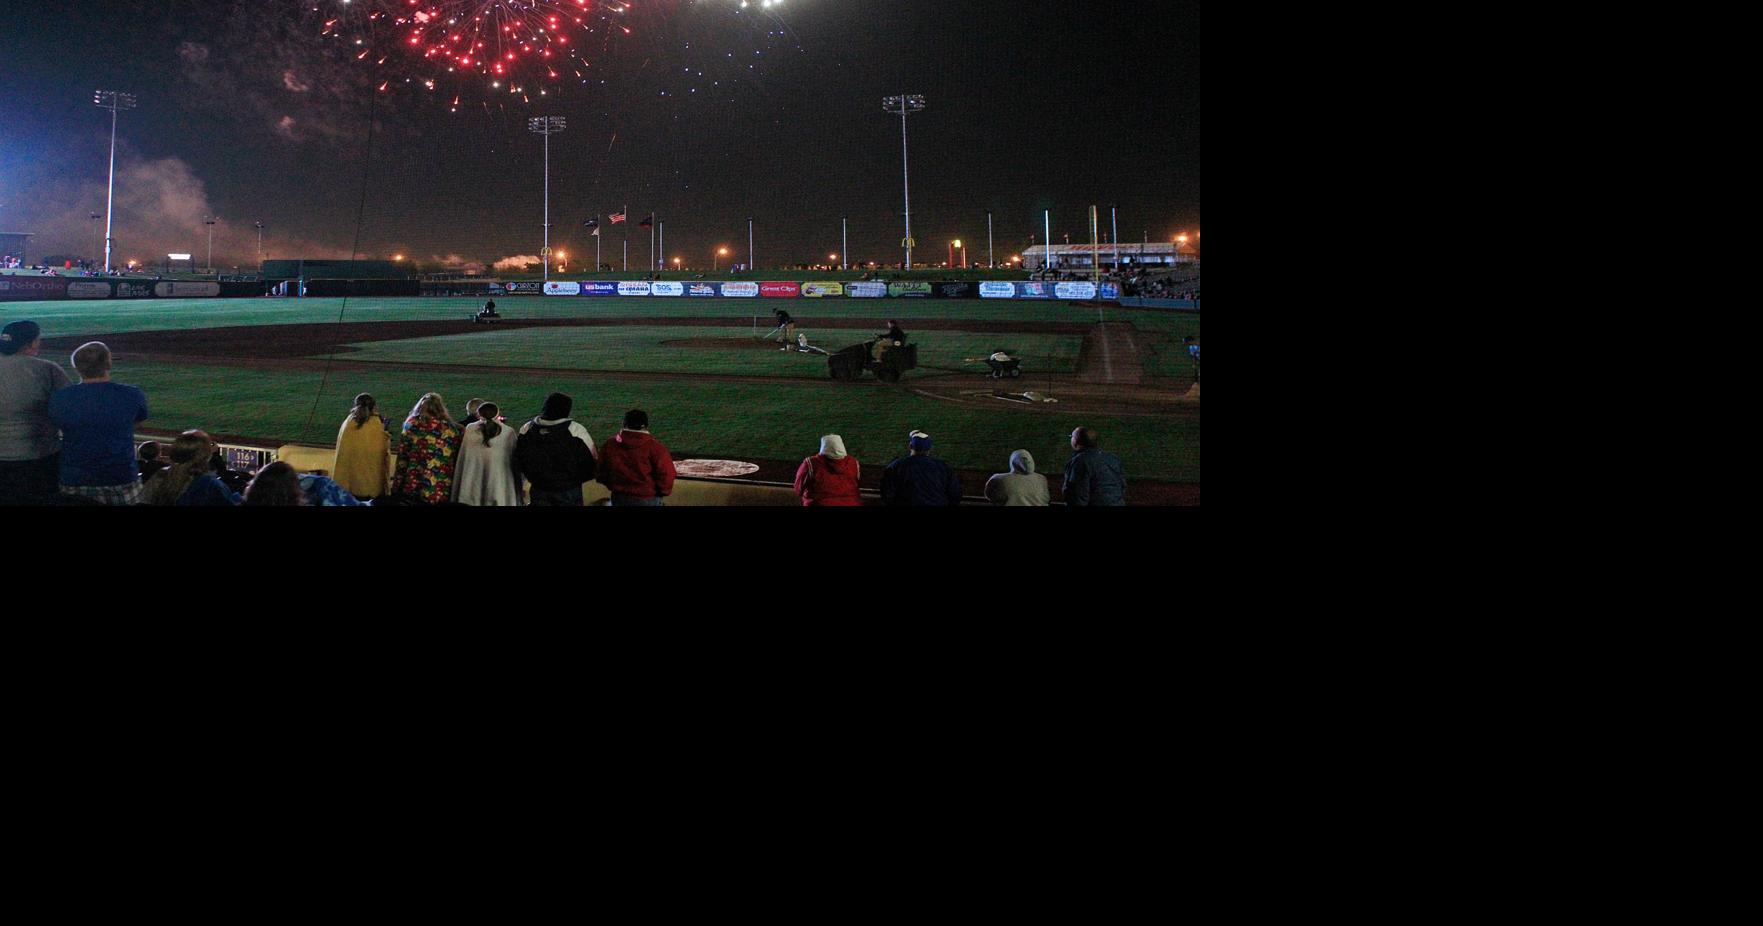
<box><xmin>0</xmin><ymin>320</ymin><xmax>40</xmax><ymax>355</ymax></box>
<box><xmin>908</xmin><ymin>430</ymin><xmax>932</xmax><ymax>451</ymax></box>
<box><xmin>820</xmin><ymin>435</ymin><xmax>848</xmax><ymax>459</ymax></box>
<box><xmin>540</xmin><ymin>392</ymin><xmax>572</xmax><ymax>420</ymax></box>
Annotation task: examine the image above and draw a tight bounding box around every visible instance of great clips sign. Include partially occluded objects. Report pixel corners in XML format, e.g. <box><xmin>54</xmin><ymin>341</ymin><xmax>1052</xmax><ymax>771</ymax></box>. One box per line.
<box><xmin>759</xmin><ymin>281</ymin><xmax>801</xmax><ymax>298</ymax></box>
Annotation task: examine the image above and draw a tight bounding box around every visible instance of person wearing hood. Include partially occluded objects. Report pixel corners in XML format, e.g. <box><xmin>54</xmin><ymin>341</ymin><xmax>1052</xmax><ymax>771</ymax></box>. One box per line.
<box><xmin>794</xmin><ymin>434</ymin><xmax>862</xmax><ymax>506</ymax></box>
<box><xmin>984</xmin><ymin>450</ymin><xmax>1049</xmax><ymax>506</ymax></box>
<box><xmin>515</xmin><ymin>392</ymin><xmax>598</xmax><ymax>506</ymax></box>
<box><xmin>597</xmin><ymin>409</ymin><xmax>676</xmax><ymax>506</ymax></box>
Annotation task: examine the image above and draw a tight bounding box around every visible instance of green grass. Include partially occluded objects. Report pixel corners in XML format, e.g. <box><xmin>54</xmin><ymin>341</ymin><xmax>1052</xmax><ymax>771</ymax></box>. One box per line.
<box><xmin>339</xmin><ymin>326</ymin><xmax>1085</xmax><ymax>380</ymax></box>
<box><xmin>120</xmin><ymin>360</ymin><xmax>1199</xmax><ymax>482</ymax></box>
<box><xmin>4</xmin><ymin>297</ymin><xmax>1198</xmax><ymax>482</ymax></box>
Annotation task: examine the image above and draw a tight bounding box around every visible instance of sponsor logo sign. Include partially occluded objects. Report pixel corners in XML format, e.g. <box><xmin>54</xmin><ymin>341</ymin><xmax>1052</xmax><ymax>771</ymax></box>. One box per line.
<box><xmin>154</xmin><ymin>282</ymin><xmax>222</xmax><ymax>298</ymax></box>
<box><xmin>802</xmin><ymin>281</ymin><xmax>845</xmax><ymax>298</ymax></box>
<box><xmin>115</xmin><ymin>282</ymin><xmax>155</xmax><ymax>298</ymax></box>
<box><xmin>1099</xmin><ymin>283</ymin><xmax>1121</xmax><ymax>300</ymax></box>
<box><xmin>1054</xmin><ymin>282</ymin><xmax>1098</xmax><ymax>300</ymax></box>
<box><xmin>67</xmin><ymin>282</ymin><xmax>113</xmax><ymax>300</ymax></box>
<box><xmin>685</xmin><ymin>283</ymin><xmax>720</xmax><ymax>298</ymax></box>
<box><xmin>0</xmin><ymin>277</ymin><xmax>71</xmax><ymax>301</ymax></box>
<box><xmin>649</xmin><ymin>281</ymin><xmax>684</xmax><ymax>296</ymax></box>
<box><xmin>1016</xmin><ymin>282</ymin><xmax>1056</xmax><ymax>299</ymax></box>
<box><xmin>721</xmin><ymin>282</ymin><xmax>760</xmax><ymax>298</ymax></box>
<box><xmin>544</xmin><ymin>281</ymin><xmax>582</xmax><ymax>296</ymax></box>
<box><xmin>932</xmin><ymin>282</ymin><xmax>975</xmax><ymax>299</ymax></box>
<box><xmin>846</xmin><ymin>281</ymin><xmax>887</xmax><ymax>298</ymax></box>
<box><xmin>617</xmin><ymin>281</ymin><xmax>652</xmax><ymax>296</ymax></box>
<box><xmin>579</xmin><ymin>281</ymin><xmax>619</xmax><ymax>296</ymax></box>
<box><xmin>888</xmin><ymin>282</ymin><xmax>933</xmax><ymax>298</ymax></box>
<box><xmin>980</xmin><ymin>281</ymin><xmax>1016</xmax><ymax>299</ymax></box>
<box><xmin>503</xmin><ymin>281</ymin><xmax>544</xmax><ymax>294</ymax></box>
<box><xmin>760</xmin><ymin>281</ymin><xmax>802</xmax><ymax>298</ymax></box>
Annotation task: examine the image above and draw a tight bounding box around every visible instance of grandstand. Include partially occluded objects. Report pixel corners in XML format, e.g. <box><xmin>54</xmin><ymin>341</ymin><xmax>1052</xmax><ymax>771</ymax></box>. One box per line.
<box><xmin>1</xmin><ymin>233</ymin><xmax>34</xmax><ymax>265</ymax></box>
<box><xmin>1023</xmin><ymin>242</ymin><xmax>1197</xmax><ymax>271</ymax></box>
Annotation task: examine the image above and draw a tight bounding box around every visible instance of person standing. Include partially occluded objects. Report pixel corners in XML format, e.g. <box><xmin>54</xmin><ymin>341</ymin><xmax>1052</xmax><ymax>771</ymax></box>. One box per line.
<box><xmin>515</xmin><ymin>392</ymin><xmax>598</xmax><ymax>507</ymax></box>
<box><xmin>454</xmin><ymin>402</ymin><xmax>523</xmax><ymax>506</ymax></box>
<box><xmin>794</xmin><ymin>434</ymin><xmax>862</xmax><ymax>506</ymax></box>
<box><xmin>774</xmin><ymin>309</ymin><xmax>797</xmax><ymax>351</ymax></box>
<box><xmin>880</xmin><ymin>430</ymin><xmax>963</xmax><ymax>506</ymax></box>
<box><xmin>1062</xmin><ymin>428</ymin><xmax>1127</xmax><ymax>507</ymax></box>
<box><xmin>984</xmin><ymin>450</ymin><xmax>1050</xmax><ymax>506</ymax></box>
<box><xmin>47</xmin><ymin>341</ymin><xmax>149</xmax><ymax>505</ymax></box>
<box><xmin>333</xmin><ymin>393</ymin><xmax>391</xmax><ymax>500</ymax></box>
<box><xmin>597</xmin><ymin>409</ymin><xmax>677</xmax><ymax>507</ymax></box>
<box><xmin>388</xmin><ymin>393</ymin><xmax>462</xmax><ymax>504</ymax></box>
<box><xmin>0</xmin><ymin>320</ymin><xmax>71</xmax><ymax>504</ymax></box>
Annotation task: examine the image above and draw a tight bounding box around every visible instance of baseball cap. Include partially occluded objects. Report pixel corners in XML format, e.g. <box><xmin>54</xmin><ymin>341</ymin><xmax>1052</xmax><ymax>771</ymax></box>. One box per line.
<box><xmin>908</xmin><ymin>430</ymin><xmax>932</xmax><ymax>451</ymax></box>
<box><xmin>0</xmin><ymin>320</ymin><xmax>41</xmax><ymax>355</ymax></box>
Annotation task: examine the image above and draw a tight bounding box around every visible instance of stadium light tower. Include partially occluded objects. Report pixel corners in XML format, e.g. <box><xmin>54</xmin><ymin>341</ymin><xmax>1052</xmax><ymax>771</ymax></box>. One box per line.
<box><xmin>882</xmin><ymin>94</ymin><xmax>926</xmax><ymax>270</ymax></box>
<box><xmin>89</xmin><ymin>213</ymin><xmax>102</xmax><ymax>268</ymax></box>
<box><xmin>254</xmin><ymin>221</ymin><xmax>264</xmax><ymax>262</ymax></box>
<box><xmin>527</xmin><ymin>116</ymin><xmax>567</xmax><ymax>283</ymax></box>
<box><xmin>205</xmin><ymin>217</ymin><xmax>217</xmax><ymax>275</ymax></box>
<box><xmin>94</xmin><ymin>90</ymin><xmax>137</xmax><ymax>274</ymax></box>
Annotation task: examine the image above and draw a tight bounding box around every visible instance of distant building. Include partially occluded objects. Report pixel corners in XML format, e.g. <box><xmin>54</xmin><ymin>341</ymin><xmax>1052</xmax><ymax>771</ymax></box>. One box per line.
<box><xmin>1</xmin><ymin>233</ymin><xmax>34</xmax><ymax>264</ymax></box>
<box><xmin>1022</xmin><ymin>242</ymin><xmax>1197</xmax><ymax>271</ymax></box>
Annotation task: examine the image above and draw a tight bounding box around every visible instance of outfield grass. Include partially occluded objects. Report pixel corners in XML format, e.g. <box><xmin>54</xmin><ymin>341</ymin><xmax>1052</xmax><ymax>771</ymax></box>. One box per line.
<box><xmin>339</xmin><ymin>325</ymin><xmax>1085</xmax><ymax>379</ymax></box>
<box><xmin>6</xmin><ymin>296</ymin><xmax>1198</xmax><ymax>482</ymax></box>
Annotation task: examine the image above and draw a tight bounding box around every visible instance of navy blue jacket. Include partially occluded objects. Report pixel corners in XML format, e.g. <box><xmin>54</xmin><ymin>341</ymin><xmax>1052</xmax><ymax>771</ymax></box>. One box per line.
<box><xmin>1063</xmin><ymin>450</ymin><xmax>1127</xmax><ymax>506</ymax></box>
<box><xmin>881</xmin><ymin>454</ymin><xmax>963</xmax><ymax>506</ymax></box>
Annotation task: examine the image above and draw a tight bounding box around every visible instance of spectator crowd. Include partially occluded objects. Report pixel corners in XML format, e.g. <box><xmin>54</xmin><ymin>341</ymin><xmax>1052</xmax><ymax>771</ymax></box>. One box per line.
<box><xmin>2</xmin><ymin>317</ymin><xmax>1132</xmax><ymax>507</ymax></box>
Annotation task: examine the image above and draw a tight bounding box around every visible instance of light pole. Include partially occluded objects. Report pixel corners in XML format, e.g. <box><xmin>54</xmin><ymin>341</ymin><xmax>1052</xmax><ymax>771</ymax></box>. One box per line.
<box><xmin>987</xmin><ymin>211</ymin><xmax>994</xmax><ymax>269</ymax></box>
<box><xmin>841</xmin><ymin>216</ymin><xmax>848</xmax><ymax>271</ymax></box>
<box><xmin>882</xmin><ymin>93</ymin><xmax>926</xmax><ymax>270</ymax></box>
<box><xmin>527</xmin><ymin>116</ymin><xmax>566</xmax><ymax>283</ymax></box>
<box><xmin>716</xmin><ymin>247</ymin><xmax>727</xmax><ymax>272</ymax></box>
<box><xmin>205</xmin><ymin>217</ymin><xmax>217</xmax><ymax>275</ymax></box>
<box><xmin>90</xmin><ymin>213</ymin><xmax>102</xmax><ymax>269</ymax></box>
<box><xmin>94</xmin><ymin>90</ymin><xmax>137</xmax><ymax>274</ymax></box>
<box><xmin>747</xmin><ymin>217</ymin><xmax>754</xmax><ymax>271</ymax></box>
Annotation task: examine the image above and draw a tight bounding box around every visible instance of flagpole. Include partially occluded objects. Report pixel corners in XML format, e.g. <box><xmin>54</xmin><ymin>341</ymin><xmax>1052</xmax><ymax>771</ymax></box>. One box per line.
<box><xmin>623</xmin><ymin>203</ymin><xmax>628</xmax><ymax>272</ymax></box>
<box><xmin>659</xmin><ymin>221</ymin><xmax>665</xmax><ymax>273</ymax></box>
<box><xmin>596</xmin><ymin>218</ymin><xmax>601</xmax><ymax>270</ymax></box>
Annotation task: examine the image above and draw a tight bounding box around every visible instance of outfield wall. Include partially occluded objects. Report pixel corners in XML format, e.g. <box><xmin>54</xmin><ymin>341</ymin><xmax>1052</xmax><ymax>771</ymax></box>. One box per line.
<box><xmin>529</xmin><ymin>279</ymin><xmax>1123</xmax><ymax>301</ymax></box>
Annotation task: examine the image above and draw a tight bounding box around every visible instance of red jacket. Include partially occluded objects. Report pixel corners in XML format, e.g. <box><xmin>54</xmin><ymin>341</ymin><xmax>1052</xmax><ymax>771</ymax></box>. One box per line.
<box><xmin>598</xmin><ymin>429</ymin><xmax>677</xmax><ymax>500</ymax></box>
<box><xmin>794</xmin><ymin>453</ymin><xmax>862</xmax><ymax>507</ymax></box>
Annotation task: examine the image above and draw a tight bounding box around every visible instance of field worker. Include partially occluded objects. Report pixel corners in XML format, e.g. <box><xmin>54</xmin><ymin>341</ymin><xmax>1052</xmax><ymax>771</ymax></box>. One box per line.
<box><xmin>1184</xmin><ymin>336</ymin><xmax>1200</xmax><ymax>382</ymax></box>
<box><xmin>873</xmin><ymin>319</ymin><xmax>907</xmax><ymax>363</ymax></box>
<box><xmin>0</xmin><ymin>319</ymin><xmax>72</xmax><ymax>504</ymax></box>
<box><xmin>774</xmin><ymin>309</ymin><xmax>796</xmax><ymax>351</ymax></box>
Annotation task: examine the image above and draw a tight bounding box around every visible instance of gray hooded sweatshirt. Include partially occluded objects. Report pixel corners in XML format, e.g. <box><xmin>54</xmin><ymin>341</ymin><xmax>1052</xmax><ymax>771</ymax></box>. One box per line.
<box><xmin>984</xmin><ymin>450</ymin><xmax>1050</xmax><ymax>506</ymax></box>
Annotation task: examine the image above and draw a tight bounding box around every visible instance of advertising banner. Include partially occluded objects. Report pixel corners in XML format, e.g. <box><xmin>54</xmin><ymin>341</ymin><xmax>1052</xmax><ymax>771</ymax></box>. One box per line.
<box><xmin>114</xmin><ymin>281</ymin><xmax>156</xmax><ymax>299</ymax></box>
<box><xmin>617</xmin><ymin>281</ymin><xmax>653</xmax><ymax>296</ymax></box>
<box><xmin>684</xmin><ymin>282</ymin><xmax>720</xmax><ymax>298</ymax></box>
<box><xmin>1100</xmin><ymin>283</ymin><xmax>1121</xmax><ymax>300</ymax></box>
<box><xmin>0</xmin><ymin>277</ymin><xmax>68</xmax><ymax>301</ymax></box>
<box><xmin>846</xmin><ymin>281</ymin><xmax>887</xmax><ymax>299</ymax></box>
<box><xmin>544</xmin><ymin>281</ymin><xmax>582</xmax><ymax>296</ymax></box>
<box><xmin>721</xmin><ymin>282</ymin><xmax>760</xmax><ymax>298</ymax></box>
<box><xmin>579</xmin><ymin>281</ymin><xmax>619</xmax><ymax>297</ymax></box>
<box><xmin>760</xmin><ymin>281</ymin><xmax>802</xmax><ymax>298</ymax></box>
<box><xmin>66</xmin><ymin>281</ymin><xmax>114</xmax><ymax>300</ymax></box>
<box><xmin>1054</xmin><ymin>282</ymin><xmax>1097</xmax><ymax>300</ymax></box>
<box><xmin>502</xmin><ymin>281</ymin><xmax>544</xmax><ymax>295</ymax></box>
<box><xmin>888</xmin><ymin>282</ymin><xmax>933</xmax><ymax>298</ymax></box>
<box><xmin>650</xmin><ymin>281</ymin><xmax>685</xmax><ymax>296</ymax></box>
<box><xmin>929</xmin><ymin>282</ymin><xmax>976</xmax><ymax>299</ymax></box>
<box><xmin>154</xmin><ymin>282</ymin><xmax>222</xmax><ymax>298</ymax></box>
<box><xmin>980</xmin><ymin>281</ymin><xmax>1016</xmax><ymax>299</ymax></box>
<box><xmin>1015</xmin><ymin>281</ymin><xmax>1057</xmax><ymax>299</ymax></box>
<box><xmin>802</xmin><ymin>281</ymin><xmax>845</xmax><ymax>298</ymax></box>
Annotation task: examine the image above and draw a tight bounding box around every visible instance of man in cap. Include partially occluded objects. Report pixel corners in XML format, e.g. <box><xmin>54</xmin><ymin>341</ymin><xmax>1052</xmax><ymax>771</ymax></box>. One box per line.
<box><xmin>596</xmin><ymin>409</ymin><xmax>677</xmax><ymax>507</ymax></box>
<box><xmin>0</xmin><ymin>320</ymin><xmax>72</xmax><ymax>504</ymax></box>
<box><xmin>880</xmin><ymin>429</ymin><xmax>963</xmax><ymax>506</ymax></box>
<box><xmin>47</xmin><ymin>341</ymin><xmax>151</xmax><ymax>505</ymax></box>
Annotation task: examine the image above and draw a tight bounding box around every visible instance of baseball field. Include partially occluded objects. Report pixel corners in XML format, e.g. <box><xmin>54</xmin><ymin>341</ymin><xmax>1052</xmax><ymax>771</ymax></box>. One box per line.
<box><xmin>15</xmin><ymin>294</ymin><xmax>1200</xmax><ymax>503</ymax></box>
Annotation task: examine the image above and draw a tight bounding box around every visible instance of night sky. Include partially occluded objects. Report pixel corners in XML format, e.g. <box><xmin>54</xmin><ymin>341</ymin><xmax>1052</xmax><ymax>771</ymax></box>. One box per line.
<box><xmin>0</xmin><ymin>0</ymin><xmax>1200</xmax><ymax>272</ymax></box>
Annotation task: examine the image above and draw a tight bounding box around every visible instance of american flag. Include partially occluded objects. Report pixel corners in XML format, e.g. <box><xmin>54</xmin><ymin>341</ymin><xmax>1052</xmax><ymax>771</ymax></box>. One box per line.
<box><xmin>609</xmin><ymin>211</ymin><xmax>626</xmax><ymax>224</ymax></box>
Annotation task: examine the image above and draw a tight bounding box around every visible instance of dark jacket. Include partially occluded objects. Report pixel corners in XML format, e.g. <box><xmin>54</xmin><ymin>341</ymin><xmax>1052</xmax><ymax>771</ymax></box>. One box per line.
<box><xmin>881</xmin><ymin>453</ymin><xmax>962</xmax><ymax>506</ymax></box>
<box><xmin>1063</xmin><ymin>449</ymin><xmax>1127</xmax><ymax>506</ymax></box>
<box><xmin>598</xmin><ymin>429</ymin><xmax>677</xmax><ymax>500</ymax></box>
